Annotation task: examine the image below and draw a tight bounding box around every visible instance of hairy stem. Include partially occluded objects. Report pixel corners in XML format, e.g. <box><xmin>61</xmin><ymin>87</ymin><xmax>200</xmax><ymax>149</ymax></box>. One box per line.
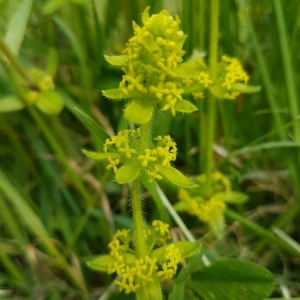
<box><xmin>131</xmin><ymin>122</ymin><xmax>152</xmax><ymax>257</ymax></box>
<box><xmin>131</xmin><ymin>178</ymin><xmax>147</xmax><ymax>257</ymax></box>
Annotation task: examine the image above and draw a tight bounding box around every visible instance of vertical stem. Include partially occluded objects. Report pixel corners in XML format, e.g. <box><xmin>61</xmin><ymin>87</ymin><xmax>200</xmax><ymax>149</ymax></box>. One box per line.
<box><xmin>273</xmin><ymin>0</ymin><xmax>300</xmax><ymax>142</ymax></box>
<box><xmin>204</xmin><ymin>0</ymin><xmax>219</xmax><ymax>197</ymax></box>
<box><xmin>131</xmin><ymin>121</ymin><xmax>152</xmax><ymax>257</ymax></box>
<box><xmin>0</xmin><ymin>35</ymin><xmax>34</xmax><ymax>86</ymax></box>
<box><xmin>131</xmin><ymin>178</ymin><xmax>147</xmax><ymax>257</ymax></box>
<box><xmin>139</xmin><ymin>121</ymin><xmax>151</xmax><ymax>152</ymax></box>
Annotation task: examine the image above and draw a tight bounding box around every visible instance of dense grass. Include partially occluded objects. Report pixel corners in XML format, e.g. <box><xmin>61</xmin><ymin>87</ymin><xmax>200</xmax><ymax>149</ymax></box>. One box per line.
<box><xmin>0</xmin><ymin>0</ymin><xmax>299</xmax><ymax>299</ymax></box>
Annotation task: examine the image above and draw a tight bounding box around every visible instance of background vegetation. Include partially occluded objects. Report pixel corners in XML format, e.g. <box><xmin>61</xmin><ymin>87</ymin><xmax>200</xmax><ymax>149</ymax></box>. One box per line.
<box><xmin>0</xmin><ymin>0</ymin><xmax>299</xmax><ymax>299</ymax></box>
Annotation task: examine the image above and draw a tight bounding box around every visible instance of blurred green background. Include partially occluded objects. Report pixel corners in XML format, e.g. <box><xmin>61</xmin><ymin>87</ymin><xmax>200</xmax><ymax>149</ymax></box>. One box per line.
<box><xmin>0</xmin><ymin>0</ymin><xmax>299</xmax><ymax>299</ymax></box>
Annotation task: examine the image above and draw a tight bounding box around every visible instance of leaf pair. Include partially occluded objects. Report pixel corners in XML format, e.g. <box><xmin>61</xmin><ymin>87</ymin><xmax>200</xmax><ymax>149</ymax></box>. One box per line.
<box><xmin>103</xmin><ymin>86</ymin><xmax>198</xmax><ymax>125</ymax></box>
<box><xmin>83</xmin><ymin>148</ymin><xmax>197</xmax><ymax>188</ymax></box>
<box><xmin>0</xmin><ymin>91</ymin><xmax>63</xmax><ymax>115</ymax></box>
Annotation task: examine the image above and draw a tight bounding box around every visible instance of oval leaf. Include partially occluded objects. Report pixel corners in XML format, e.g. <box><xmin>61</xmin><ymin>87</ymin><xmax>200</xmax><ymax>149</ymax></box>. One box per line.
<box><xmin>232</xmin><ymin>83</ymin><xmax>261</xmax><ymax>94</ymax></box>
<box><xmin>190</xmin><ymin>258</ymin><xmax>275</xmax><ymax>300</ymax></box>
<box><xmin>86</xmin><ymin>254</ymin><xmax>114</xmax><ymax>272</ymax></box>
<box><xmin>175</xmin><ymin>61</ymin><xmax>204</xmax><ymax>78</ymax></box>
<box><xmin>174</xmin><ymin>99</ymin><xmax>198</xmax><ymax>113</ymax></box>
<box><xmin>102</xmin><ymin>89</ymin><xmax>122</xmax><ymax>100</ymax></box>
<box><xmin>208</xmin><ymin>213</ymin><xmax>225</xmax><ymax>238</ymax></box>
<box><xmin>87</xmin><ymin>252</ymin><xmax>137</xmax><ymax>272</ymax></box>
<box><xmin>104</xmin><ymin>55</ymin><xmax>127</xmax><ymax>66</ymax></box>
<box><xmin>173</xmin><ymin>201</ymin><xmax>189</xmax><ymax>212</ymax></box>
<box><xmin>35</xmin><ymin>91</ymin><xmax>63</xmax><ymax>115</ymax></box>
<box><xmin>150</xmin><ymin>241</ymin><xmax>201</xmax><ymax>263</ymax></box>
<box><xmin>124</xmin><ymin>98</ymin><xmax>154</xmax><ymax>124</ymax></box>
<box><xmin>115</xmin><ymin>162</ymin><xmax>141</xmax><ymax>184</ymax></box>
<box><xmin>0</xmin><ymin>96</ymin><xmax>24</xmax><ymax>112</ymax></box>
<box><xmin>82</xmin><ymin>149</ymin><xmax>120</xmax><ymax>161</ymax></box>
<box><xmin>215</xmin><ymin>191</ymin><xmax>248</xmax><ymax>204</ymax></box>
<box><xmin>156</xmin><ymin>165</ymin><xmax>198</xmax><ymax>189</ymax></box>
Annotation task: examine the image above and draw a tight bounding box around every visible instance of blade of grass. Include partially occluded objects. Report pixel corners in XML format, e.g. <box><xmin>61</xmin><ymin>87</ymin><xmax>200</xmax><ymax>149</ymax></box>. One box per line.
<box><xmin>0</xmin><ymin>167</ymin><xmax>88</xmax><ymax>296</ymax></box>
<box><xmin>272</xmin><ymin>0</ymin><xmax>300</xmax><ymax>142</ymax></box>
<box><xmin>0</xmin><ymin>238</ymin><xmax>26</xmax><ymax>285</ymax></box>
<box><xmin>4</xmin><ymin>0</ymin><xmax>34</xmax><ymax>55</ymax></box>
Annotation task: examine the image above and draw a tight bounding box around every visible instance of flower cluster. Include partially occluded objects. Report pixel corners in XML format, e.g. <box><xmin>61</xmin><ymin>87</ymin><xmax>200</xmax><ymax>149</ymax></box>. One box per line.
<box><xmin>178</xmin><ymin>189</ymin><xmax>225</xmax><ymax>223</ymax></box>
<box><xmin>25</xmin><ymin>69</ymin><xmax>54</xmax><ymax>105</ymax></box>
<box><xmin>103</xmin><ymin>8</ymin><xmax>197</xmax><ymax>124</ymax></box>
<box><xmin>104</xmin><ymin>221</ymin><xmax>182</xmax><ymax>294</ymax></box>
<box><xmin>176</xmin><ymin>171</ymin><xmax>248</xmax><ymax>236</ymax></box>
<box><xmin>22</xmin><ymin>68</ymin><xmax>63</xmax><ymax>115</ymax></box>
<box><xmin>85</xmin><ymin>130</ymin><xmax>178</xmax><ymax>184</ymax></box>
<box><xmin>83</xmin><ymin>130</ymin><xmax>196</xmax><ymax>187</ymax></box>
<box><xmin>176</xmin><ymin>172</ymin><xmax>231</xmax><ymax>233</ymax></box>
<box><xmin>177</xmin><ymin>55</ymin><xmax>257</xmax><ymax>100</ymax></box>
<box><xmin>119</xmin><ymin>8</ymin><xmax>186</xmax><ymax>115</ymax></box>
<box><xmin>197</xmin><ymin>171</ymin><xmax>231</xmax><ymax>194</ymax></box>
<box><xmin>219</xmin><ymin>55</ymin><xmax>249</xmax><ymax>99</ymax></box>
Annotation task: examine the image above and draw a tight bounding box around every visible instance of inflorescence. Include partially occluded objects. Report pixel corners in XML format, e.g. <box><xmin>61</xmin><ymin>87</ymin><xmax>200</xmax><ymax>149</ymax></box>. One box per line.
<box><xmin>178</xmin><ymin>171</ymin><xmax>230</xmax><ymax>223</ymax></box>
<box><xmin>107</xmin><ymin>220</ymin><xmax>182</xmax><ymax>294</ymax></box>
<box><xmin>103</xmin><ymin>129</ymin><xmax>177</xmax><ymax>183</ymax></box>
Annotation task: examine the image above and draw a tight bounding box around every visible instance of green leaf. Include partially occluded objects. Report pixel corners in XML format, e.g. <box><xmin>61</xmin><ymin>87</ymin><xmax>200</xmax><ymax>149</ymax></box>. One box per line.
<box><xmin>175</xmin><ymin>241</ymin><xmax>201</xmax><ymax>258</ymax></box>
<box><xmin>102</xmin><ymin>88</ymin><xmax>138</xmax><ymax>100</ymax></box>
<box><xmin>175</xmin><ymin>61</ymin><xmax>204</xmax><ymax>78</ymax></box>
<box><xmin>175</xmin><ymin>251</ymin><xmax>203</xmax><ymax>284</ymax></box>
<box><xmin>115</xmin><ymin>162</ymin><xmax>141</xmax><ymax>184</ymax></box>
<box><xmin>142</xmin><ymin>6</ymin><xmax>150</xmax><ymax>24</ymax></box>
<box><xmin>87</xmin><ymin>253</ymin><xmax>137</xmax><ymax>272</ymax></box>
<box><xmin>5</xmin><ymin>0</ymin><xmax>34</xmax><ymax>55</ymax></box>
<box><xmin>170</xmin><ymin>252</ymin><xmax>207</xmax><ymax>300</ymax></box>
<box><xmin>150</xmin><ymin>241</ymin><xmax>201</xmax><ymax>263</ymax></box>
<box><xmin>174</xmin><ymin>100</ymin><xmax>198</xmax><ymax>113</ymax></box>
<box><xmin>155</xmin><ymin>165</ymin><xmax>198</xmax><ymax>189</ymax></box>
<box><xmin>209</xmin><ymin>85</ymin><xmax>227</xmax><ymax>99</ymax></box>
<box><xmin>104</xmin><ymin>55</ymin><xmax>127</xmax><ymax>66</ymax></box>
<box><xmin>190</xmin><ymin>258</ymin><xmax>275</xmax><ymax>300</ymax></box>
<box><xmin>0</xmin><ymin>96</ymin><xmax>24</xmax><ymax>112</ymax></box>
<box><xmin>214</xmin><ymin>191</ymin><xmax>248</xmax><ymax>204</ymax></box>
<box><xmin>124</xmin><ymin>98</ymin><xmax>154</xmax><ymax>124</ymax></box>
<box><xmin>232</xmin><ymin>83</ymin><xmax>261</xmax><ymax>94</ymax></box>
<box><xmin>168</xmin><ymin>281</ymin><xmax>184</xmax><ymax>300</ymax></box>
<box><xmin>141</xmin><ymin>34</ymin><xmax>160</xmax><ymax>52</ymax></box>
<box><xmin>82</xmin><ymin>149</ymin><xmax>120</xmax><ymax>160</ymax></box>
<box><xmin>86</xmin><ymin>254</ymin><xmax>114</xmax><ymax>272</ymax></box>
<box><xmin>135</xmin><ymin>276</ymin><xmax>163</xmax><ymax>300</ymax></box>
<box><xmin>35</xmin><ymin>91</ymin><xmax>63</xmax><ymax>115</ymax></box>
<box><xmin>42</xmin><ymin>0</ymin><xmax>63</xmax><ymax>15</ymax></box>
<box><xmin>173</xmin><ymin>201</ymin><xmax>189</xmax><ymax>212</ymax></box>
<box><xmin>74</xmin><ymin>107</ymin><xmax>110</xmax><ymax>144</ymax></box>
<box><xmin>208</xmin><ymin>213</ymin><xmax>225</xmax><ymax>238</ymax></box>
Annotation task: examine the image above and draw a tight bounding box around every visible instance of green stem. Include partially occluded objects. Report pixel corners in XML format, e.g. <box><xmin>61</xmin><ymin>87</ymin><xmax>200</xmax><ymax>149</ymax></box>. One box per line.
<box><xmin>139</xmin><ymin>121</ymin><xmax>151</xmax><ymax>152</ymax></box>
<box><xmin>131</xmin><ymin>122</ymin><xmax>152</xmax><ymax>257</ymax></box>
<box><xmin>273</xmin><ymin>0</ymin><xmax>300</xmax><ymax>142</ymax></box>
<box><xmin>0</xmin><ymin>238</ymin><xmax>26</xmax><ymax>285</ymax></box>
<box><xmin>204</xmin><ymin>0</ymin><xmax>219</xmax><ymax>196</ymax></box>
<box><xmin>131</xmin><ymin>178</ymin><xmax>147</xmax><ymax>257</ymax></box>
<box><xmin>0</xmin><ymin>35</ymin><xmax>34</xmax><ymax>87</ymax></box>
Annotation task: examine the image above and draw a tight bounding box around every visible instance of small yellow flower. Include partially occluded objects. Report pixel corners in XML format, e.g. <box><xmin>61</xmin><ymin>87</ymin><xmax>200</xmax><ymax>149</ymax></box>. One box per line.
<box><xmin>107</xmin><ymin>156</ymin><xmax>120</xmax><ymax>173</ymax></box>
